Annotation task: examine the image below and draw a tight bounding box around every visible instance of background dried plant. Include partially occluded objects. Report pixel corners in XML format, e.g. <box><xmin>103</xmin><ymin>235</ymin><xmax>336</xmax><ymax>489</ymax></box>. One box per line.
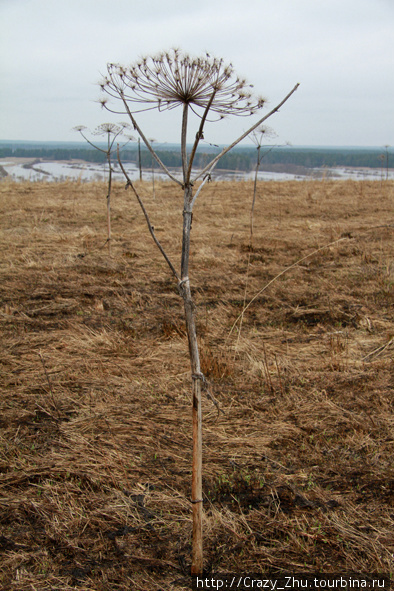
<box><xmin>74</xmin><ymin>123</ymin><xmax>133</xmax><ymax>255</ymax></box>
<box><xmin>249</xmin><ymin>126</ymin><xmax>275</xmax><ymax>245</ymax></box>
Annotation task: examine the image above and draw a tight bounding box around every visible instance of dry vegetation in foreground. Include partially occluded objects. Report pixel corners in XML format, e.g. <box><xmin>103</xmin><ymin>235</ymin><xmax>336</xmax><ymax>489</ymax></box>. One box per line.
<box><xmin>0</xmin><ymin>178</ymin><xmax>393</xmax><ymax>590</ymax></box>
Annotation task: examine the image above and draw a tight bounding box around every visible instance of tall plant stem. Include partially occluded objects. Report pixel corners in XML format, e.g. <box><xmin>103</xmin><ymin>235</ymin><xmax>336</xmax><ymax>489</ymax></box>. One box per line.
<box><xmin>106</xmin><ymin>148</ymin><xmax>112</xmax><ymax>256</ymax></box>
<box><xmin>180</xmin><ymin>274</ymin><xmax>203</xmax><ymax>576</ymax></box>
<box><xmin>250</xmin><ymin>144</ymin><xmax>261</xmax><ymax>247</ymax></box>
<box><xmin>181</xmin><ymin>104</ymin><xmax>189</xmax><ymax>183</ymax></box>
<box><xmin>181</xmin><ymin>183</ymin><xmax>203</xmax><ymax>575</ymax></box>
<box><xmin>111</xmin><ymin>79</ymin><xmax>300</xmax><ymax>578</ymax></box>
<box><xmin>119</xmin><ymin>153</ymin><xmax>204</xmax><ymax>572</ymax></box>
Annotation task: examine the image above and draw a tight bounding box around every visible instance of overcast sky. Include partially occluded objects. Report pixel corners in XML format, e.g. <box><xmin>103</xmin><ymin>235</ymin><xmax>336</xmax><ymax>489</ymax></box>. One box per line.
<box><xmin>1</xmin><ymin>0</ymin><xmax>393</xmax><ymax>146</ymax></box>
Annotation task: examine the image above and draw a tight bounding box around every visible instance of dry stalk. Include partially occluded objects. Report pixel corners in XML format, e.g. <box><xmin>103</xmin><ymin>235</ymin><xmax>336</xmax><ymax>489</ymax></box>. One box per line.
<box><xmin>37</xmin><ymin>351</ymin><xmax>62</xmax><ymax>421</ymax></box>
<box><xmin>99</xmin><ymin>47</ymin><xmax>299</xmax><ymax>575</ymax></box>
<box><xmin>74</xmin><ymin>123</ymin><xmax>133</xmax><ymax>255</ymax></box>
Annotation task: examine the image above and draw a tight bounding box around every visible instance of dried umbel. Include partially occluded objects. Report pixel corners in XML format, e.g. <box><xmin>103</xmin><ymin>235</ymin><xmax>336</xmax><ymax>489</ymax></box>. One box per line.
<box><xmin>73</xmin><ymin>122</ymin><xmax>131</xmax><ymax>145</ymax></box>
<box><xmin>92</xmin><ymin>122</ymin><xmax>129</xmax><ymax>136</ymax></box>
<box><xmin>250</xmin><ymin>124</ymin><xmax>277</xmax><ymax>147</ymax></box>
<box><xmin>100</xmin><ymin>48</ymin><xmax>265</xmax><ymax>119</ymax></box>
<box><xmin>74</xmin><ymin>123</ymin><xmax>130</xmax><ymax>140</ymax></box>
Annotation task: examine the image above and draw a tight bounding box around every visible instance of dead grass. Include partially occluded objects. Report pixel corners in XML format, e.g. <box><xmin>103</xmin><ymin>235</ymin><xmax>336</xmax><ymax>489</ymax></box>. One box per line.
<box><xmin>0</xmin><ymin>178</ymin><xmax>393</xmax><ymax>589</ymax></box>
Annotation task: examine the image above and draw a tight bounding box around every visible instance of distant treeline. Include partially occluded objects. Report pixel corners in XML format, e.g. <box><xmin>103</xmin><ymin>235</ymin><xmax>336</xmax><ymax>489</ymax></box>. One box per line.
<box><xmin>0</xmin><ymin>143</ymin><xmax>392</xmax><ymax>171</ymax></box>
<box><xmin>0</xmin><ymin>147</ymin><xmax>109</xmax><ymax>163</ymax></box>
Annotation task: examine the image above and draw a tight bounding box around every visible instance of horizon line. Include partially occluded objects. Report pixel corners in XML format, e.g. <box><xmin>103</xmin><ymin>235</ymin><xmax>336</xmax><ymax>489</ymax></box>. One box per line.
<box><xmin>0</xmin><ymin>139</ymin><xmax>392</xmax><ymax>150</ymax></box>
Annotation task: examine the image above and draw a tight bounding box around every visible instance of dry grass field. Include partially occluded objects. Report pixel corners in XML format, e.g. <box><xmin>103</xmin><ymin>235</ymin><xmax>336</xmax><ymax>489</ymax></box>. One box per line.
<box><xmin>0</xmin><ymin>178</ymin><xmax>393</xmax><ymax>590</ymax></box>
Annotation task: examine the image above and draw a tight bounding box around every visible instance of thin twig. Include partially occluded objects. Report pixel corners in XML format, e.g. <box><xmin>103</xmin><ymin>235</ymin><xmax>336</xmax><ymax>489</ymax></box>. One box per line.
<box><xmin>361</xmin><ymin>337</ymin><xmax>394</xmax><ymax>362</ymax></box>
<box><xmin>120</xmin><ymin>97</ymin><xmax>182</xmax><ymax>186</ymax></box>
<box><xmin>192</xmin><ymin>372</ymin><xmax>224</xmax><ymax>419</ymax></box>
<box><xmin>190</xmin><ymin>164</ymin><xmax>218</xmax><ymax>209</ymax></box>
<box><xmin>262</xmin><ymin>342</ymin><xmax>274</xmax><ymax>393</ymax></box>
<box><xmin>116</xmin><ymin>146</ymin><xmax>180</xmax><ymax>282</ymax></box>
<box><xmin>37</xmin><ymin>351</ymin><xmax>62</xmax><ymax>420</ymax></box>
<box><xmin>233</xmin><ymin>249</ymin><xmax>252</xmax><ymax>355</ymax></box>
<box><xmin>228</xmin><ymin>237</ymin><xmax>350</xmax><ymax>338</ymax></box>
<box><xmin>193</xmin><ymin>83</ymin><xmax>300</xmax><ymax>182</ymax></box>
<box><xmin>186</xmin><ymin>90</ymin><xmax>217</xmax><ymax>184</ymax></box>
<box><xmin>274</xmin><ymin>354</ymin><xmax>285</xmax><ymax>396</ymax></box>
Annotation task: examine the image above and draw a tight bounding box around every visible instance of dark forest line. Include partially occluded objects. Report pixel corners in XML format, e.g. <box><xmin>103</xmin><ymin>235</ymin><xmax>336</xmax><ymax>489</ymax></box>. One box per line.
<box><xmin>0</xmin><ymin>142</ymin><xmax>392</xmax><ymax>171</ymax></box>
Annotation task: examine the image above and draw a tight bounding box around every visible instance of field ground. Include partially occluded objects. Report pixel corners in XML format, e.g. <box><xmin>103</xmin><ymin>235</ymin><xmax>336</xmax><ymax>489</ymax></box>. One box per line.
<box><xmin>0</xmin><ymin>179</ymin><xmax>393</xmax><ymax>590</ymax></box>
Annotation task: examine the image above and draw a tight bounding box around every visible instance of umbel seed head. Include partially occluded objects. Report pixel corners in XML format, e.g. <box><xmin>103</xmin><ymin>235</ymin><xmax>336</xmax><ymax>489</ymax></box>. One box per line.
<box><xmin>92</xmin><ymin>122</ymin><xmax>129</xmax><ymax>136</ymax></box>
<box><xmin>100</xmin><ymin>48</ymin><xmax>265</xmax><ymax>119</ymax></box>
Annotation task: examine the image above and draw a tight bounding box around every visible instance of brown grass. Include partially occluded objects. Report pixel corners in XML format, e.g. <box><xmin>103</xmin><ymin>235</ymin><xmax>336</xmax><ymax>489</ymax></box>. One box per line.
<box><xmin>0</xmin><ymin>178</ymin><xmax>393</xmax><ymax>590</ymax></box>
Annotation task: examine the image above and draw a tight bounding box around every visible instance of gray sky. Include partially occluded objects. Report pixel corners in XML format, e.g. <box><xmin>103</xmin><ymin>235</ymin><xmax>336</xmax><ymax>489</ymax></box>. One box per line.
<box><xmin>1</xmin><ymin>0</ymin><xmax>393</xmax><ymax>146</ymax></box>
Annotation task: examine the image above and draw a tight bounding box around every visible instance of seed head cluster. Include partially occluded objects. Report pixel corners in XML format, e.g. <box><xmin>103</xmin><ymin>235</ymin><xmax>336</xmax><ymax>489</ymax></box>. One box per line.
<box><xmin>92</xmin><ymin>122</ymin><xmax>129</xmax><ymax>136</ymax></box>
<box><xmin>73</xmin><ymin>122</ymin><xmax>128</xmax><ymax>138</ymax></box>
<box><xmin>250</xmin><ymin>124</ymin><xmax>277</xmax><ymax>146</ymax></box>
<box><xmin>100</xmin><ymin>48</ymin><xmax>265</xmax><ymax>118</ymax></box>
<box><xmin>73</xmin><ymin>123</ymin><xmax>132</xmax><ymax>154</ymax></box>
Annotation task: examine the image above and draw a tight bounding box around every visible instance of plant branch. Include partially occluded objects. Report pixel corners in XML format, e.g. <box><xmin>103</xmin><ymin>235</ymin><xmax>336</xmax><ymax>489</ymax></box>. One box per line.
<box><xmin>117</xmin><ymin>146</ymin><xmax>180</xmax><ymax>281</ymax></box>
<box><xmin>193</xmin><ymin>83</ymin><xmax>300</xmax><ymax>182</ymax></box>
<box><xmin>77</xmin><ymin>130</ymin><xmax>107</xmax><ymax>154</ymax></box>
<box><xmin>186</xmin><ymin>90</ymin><xmax>217</xmax><ymax>183</ymax></box>
<box><xmin>120</xmin><ymin>96</ymin><xmax>183</xmax><ymax>186</ymax></box>
<box><xmin>190</xmin><ymin>162</ymin><xmax>218</xmax><ymax>209</ymax></box>
<box><xmin>181</xmin><ymin>103</ymin><xmax>189</xmax><ymax>184</ymax></box>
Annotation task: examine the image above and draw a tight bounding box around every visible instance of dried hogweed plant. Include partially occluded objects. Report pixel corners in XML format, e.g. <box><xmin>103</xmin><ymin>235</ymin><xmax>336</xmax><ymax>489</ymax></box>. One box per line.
<box><xmin>74</xmin><ymin>123</ymin><xmax>133</xmax><ymax>255</ymax></box>
<box><xmin>249</xmin><ymin>125</ymin><xmax>275</xmax><ymax>246</ymax></box>
<box><xmin>99</xmin><ymin>48</ymin><xmax>299</xmax><ymax>575</ymax></box>
<box><xmin>248</xmin><ymin>125</ymin><xmax>290</xmax><ymax>245</ymax></box>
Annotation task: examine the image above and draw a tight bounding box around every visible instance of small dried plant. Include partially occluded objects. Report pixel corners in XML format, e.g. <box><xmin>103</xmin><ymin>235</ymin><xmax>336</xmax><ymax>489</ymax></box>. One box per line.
<box><xmin>74</xmin><ymin>123</ymin><xmax>133</xmax><ymax>255</ymax></box>
<box><xmin>248</xmin><ymin>127</ymin><xmax>291</xmax><ymax>243</ymax></box>
<box><xmin>249</xmin><ymin>125</ymin><xmax>276</xmax><ymax>246</ymax></box>
<box><xmin>97</xmin><ymin>48</ymin><xmax>299</xmax><ymax>575</ymax></box>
